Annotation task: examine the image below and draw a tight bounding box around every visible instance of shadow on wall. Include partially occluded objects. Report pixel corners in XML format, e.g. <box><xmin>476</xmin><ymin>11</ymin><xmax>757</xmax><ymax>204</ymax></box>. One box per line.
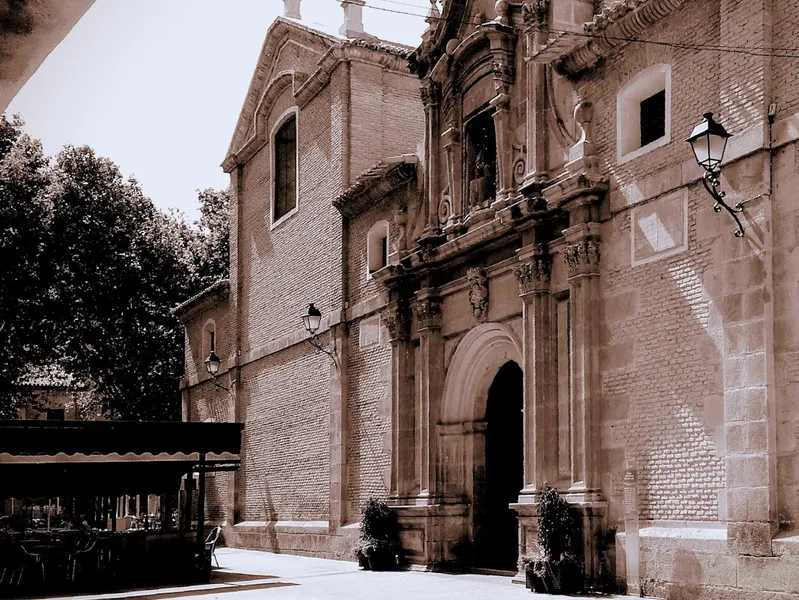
<box><xmin>672</xmin><ymin>549</ymin><xmax>702</xmax><ymax>599</ymax></box>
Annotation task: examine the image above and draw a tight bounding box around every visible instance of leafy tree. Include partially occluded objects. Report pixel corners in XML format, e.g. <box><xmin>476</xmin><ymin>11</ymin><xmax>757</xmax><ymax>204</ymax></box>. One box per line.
<box><xmin>0</xmin><ymin>115</ymin><xmax>52</xmax><ymax>417</ymax></box>
<box><xmin>0</xmin><ymin>117</ymin><xmax>230</xmax><ymax>422</ymax></box>
<box><xmin>193</xmin><ymin>187</ymin><xmax>229</xmax><ymax>287</ymax></box>
<box><xmin>46</xmin><ymin>145</ymin><xmax>200</xmax><ymax>420</ymax></box>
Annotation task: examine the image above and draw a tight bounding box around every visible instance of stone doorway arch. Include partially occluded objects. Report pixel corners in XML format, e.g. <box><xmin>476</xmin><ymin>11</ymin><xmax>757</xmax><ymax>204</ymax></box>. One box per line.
<box><xmin>438</xmin><ymin>322</ymin><xmax>523</xmax><ymax>568</ymax></box>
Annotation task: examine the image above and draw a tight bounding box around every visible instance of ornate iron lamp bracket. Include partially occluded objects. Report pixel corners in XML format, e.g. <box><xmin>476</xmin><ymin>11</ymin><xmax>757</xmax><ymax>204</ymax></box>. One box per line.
<box><xmin>702</xmin><ymin>170</ymin><xmax>744</xmax><ymax>237</ymax></box>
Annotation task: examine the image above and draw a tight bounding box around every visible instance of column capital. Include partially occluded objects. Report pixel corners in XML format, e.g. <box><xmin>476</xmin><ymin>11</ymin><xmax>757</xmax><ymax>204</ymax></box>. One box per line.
<box><xmin>415</xmin><ymin>289</ymin><xmax>442</xmax><ymax>331</ymax></box>
<box><xmin>515</xmin><ymin>256</ymin><xmax>551</xmax><ymax>296</ymax></box>
<box><xmin>382</xmin><ymin>300</ymin><xmax>410</xmax><ymax>342</ymax></box>
<box><xmin>563</xmin><ymin>239</ymin><xmax>600</xmax><ymax>279</ymax></box>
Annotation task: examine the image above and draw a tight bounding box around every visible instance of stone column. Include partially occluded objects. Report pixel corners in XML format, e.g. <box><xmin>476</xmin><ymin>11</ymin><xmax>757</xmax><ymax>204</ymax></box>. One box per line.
<box><xmin>329</xmin><ymin>321</ymin><xmax>348</xmax><ymax>530</ymax></box>
<box><xmin>415</xmin><ymin>288</ymin><xmax>443</xmax><ymax>503</ymax></box>
<box><xmin>384</xmin><ymin>300</ymin><xmax>416</xmax><ymax>502</ymax></box>
<box><xmin>562</xmin><ymin>215</ymin><xmax>605</xmax><ymax>585</ymax></box>
<box><xmin>441</xmin><ymin>126</ymin><xmax>462</xmax><ymax>239</ymax></box>
<box><xmin>513</xmin><ymin>243</ymin><xmax>557</xmax><ymax>500</ymax></box>
<box><xmin>520</xmin><ymin>7</ymin><xmax>548</xmax><ymax>193</ymax></box>
<box><xmin>421</xmin><ymin>82</ymin><xmax>441</xmax><ymax>238</ymax></box>
<box><xmin>491</xmin><ymin>92</ymin><xmax>513</xmax><ymax>210</ymax></box>
<box><xmin>562</xmin><ymin>221</ymin><xmax>601</xmax><ymax>496</ymax></box>
<box><xmin>718</xmin><ymin>0</ymin><xmax>777</xmax><ymax>557</ymax></box>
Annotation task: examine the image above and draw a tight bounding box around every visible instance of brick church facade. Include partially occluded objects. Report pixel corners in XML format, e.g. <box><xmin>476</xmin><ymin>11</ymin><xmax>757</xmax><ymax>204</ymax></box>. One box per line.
<box><xmin>177</xmin><ymin>0</ymin><xmax>799</xmax><ymax>597</ymax></box>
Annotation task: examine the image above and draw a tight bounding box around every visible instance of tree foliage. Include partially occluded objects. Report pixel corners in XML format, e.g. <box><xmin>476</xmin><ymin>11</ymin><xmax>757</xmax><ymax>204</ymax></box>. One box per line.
<box><xmin>0</xmin><ymin>115</ymin><xmax>229</xmax><ymax>420</ymax></box>
<box><xmin>0</xmin><ymin>116</ymin><xmax>52</xmax><ymax>417</ymax></box>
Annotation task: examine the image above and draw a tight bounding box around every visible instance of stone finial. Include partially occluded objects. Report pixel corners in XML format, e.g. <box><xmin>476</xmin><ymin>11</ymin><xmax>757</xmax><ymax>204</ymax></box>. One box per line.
<box><xmin>340</xmin><ymin>0</ymin><xmax>366</xmax><ymax>39</ymax></box>
<box><xmin>494</xmin><ymin>0</ymin><xmax>510</xmax><ymax>25</ymax></box>
<box><xmin>426</xmin><ymin>0</ymin><xmax>441</xmax><ymax>25</ymax></box>
<box><xmin>284</xmin><ymin>0</ymin><xmax>301</xmax><ymax>19</ymax></box>
<box><xmin>467</xmin><ymin>267</ymin><xmax>489</xmax><ymax>322</ymax></box>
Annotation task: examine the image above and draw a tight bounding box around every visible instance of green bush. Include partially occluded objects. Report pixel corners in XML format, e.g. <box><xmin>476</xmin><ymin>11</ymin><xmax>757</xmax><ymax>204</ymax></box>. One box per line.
<box><xmin>353</xmin><ymin>498</ymin><xmax>401</xmax><ymax>571</ymax></box>
<box><xmin>524</xmin><ymin>486</ymin><xmax>585</xmax><ymax>594</ymax></box>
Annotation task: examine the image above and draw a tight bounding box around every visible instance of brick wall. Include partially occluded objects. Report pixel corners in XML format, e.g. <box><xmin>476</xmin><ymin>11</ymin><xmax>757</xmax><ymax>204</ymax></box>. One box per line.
<box><xmin>238</xmin><ymin>344</ymin><xmax>331</xmax><ymax>521</ymax></box>
<box><xmin>570</xmin><ymin>0</ymin><xmax>727</xmax><ymax>524</ymax></box>
<box><xmin>772</xmin><ymin>0</ymin><xmax>799</xmax><ymax>119</ymax></box>
<box><xmin>183</xmin><ymin>299</ymin><xmax>232</xmax><ymax>384</ymax></box>
<box><xmin>346</xmin><ymin>318</ymin><xmax>392</xmax><ymax>518</ymax></box>
<box><xmin>574</xmin><ymin>1</ymin><xmax>721</xmax><ymax>187</ymax></box>
<box><xmin>349</xmin><ymin>65</ymin><xmax>424</xmax><ymax>182</ymax></box>
<box><xmin>599</xmin><ymin>191</ymin><xmax>725</xmax><ymax>524</ymax></box>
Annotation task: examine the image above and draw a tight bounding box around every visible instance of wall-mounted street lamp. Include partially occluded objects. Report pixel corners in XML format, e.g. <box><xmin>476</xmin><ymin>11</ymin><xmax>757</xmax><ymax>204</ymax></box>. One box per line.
<box><xmin>301</xmin><ymin>303</ymin><xmax>340</xmax><ymax>369</ymax></box>
<box><xmin>204</xmin><ymin>350</ymin><xmax>232</xmax><ymax>394</ymax></box>
<box><xmin>686</xmin><ymin>112</ymin><xmax>744</xmax><ymax>237</ymax></box>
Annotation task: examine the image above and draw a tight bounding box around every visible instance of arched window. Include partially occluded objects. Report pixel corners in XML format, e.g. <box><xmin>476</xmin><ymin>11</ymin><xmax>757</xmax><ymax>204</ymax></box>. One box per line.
<box><xmin>367</xmin><ymin>220</ymin><xmax>389</xmax><ymax>276</ymax></box>
<box><xmin>202</xmin><ymin>320</ymin><xmax>216</xmax><ymax>360</ymax></box>
<box><xmin>273</xmin><ymin>113</ymin><xmax>298</xmax><ymax>224</ymax></box>
<box><xmin>617</xmin><ymin>64</ymin><xmax>671</xmax><ymax>163</ymax></box>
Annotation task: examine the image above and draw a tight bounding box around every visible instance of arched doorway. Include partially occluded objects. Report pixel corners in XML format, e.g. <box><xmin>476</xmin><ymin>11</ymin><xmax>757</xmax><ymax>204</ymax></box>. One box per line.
<box><xmin>473</xmin><ymin>361</ymin><xmax>524</xmax><ymax>570</ymax></box>
<box><xmin>439</xmin><ymin>323</ymin><xmax>524</xmax><ymax>571</ymax></box>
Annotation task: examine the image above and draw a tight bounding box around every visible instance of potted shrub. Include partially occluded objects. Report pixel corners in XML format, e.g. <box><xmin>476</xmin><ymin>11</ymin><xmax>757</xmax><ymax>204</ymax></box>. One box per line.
<box><xmin>523</xmin><ymin>486</ymin><xmax>585</xmax><ymax>594</ymax></box>
<box><xmin>353</xmin><ymin>497</ymin><xmax>401</xmax><ymax>571</ymax></box>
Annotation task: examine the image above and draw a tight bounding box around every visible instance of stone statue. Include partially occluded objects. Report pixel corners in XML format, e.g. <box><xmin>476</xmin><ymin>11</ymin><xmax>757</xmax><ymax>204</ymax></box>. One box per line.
<box><xmin>469</xmin><ymin>150</ymin><xmax>494</xmax><ymax>209</ymax></box>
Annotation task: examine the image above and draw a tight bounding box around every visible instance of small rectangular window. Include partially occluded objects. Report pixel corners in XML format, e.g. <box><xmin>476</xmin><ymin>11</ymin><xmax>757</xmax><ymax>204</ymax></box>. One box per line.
<box><xmin>209</xmin><ymin>331</ymin><xmax>215</xmax><ymax>353</ymax></box>
<box><xmin>640</xmin><ymin>90</ymin><xmax>666</xmax><ymax>147</ymax></box>
<box><xmin>381</xmin><ymin>234</ymin><xmax>388</xmax><ymax>269</ymax></box>
<box><xmin>46</xmin><ymin>408</ymin><xmax>65</xmax><ymax>421</ymax></box>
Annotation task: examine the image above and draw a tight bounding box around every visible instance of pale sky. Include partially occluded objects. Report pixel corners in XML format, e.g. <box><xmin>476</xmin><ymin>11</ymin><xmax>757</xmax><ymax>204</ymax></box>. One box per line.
<box><xmin>7</xmin><ymin>0</ymin><xmax>428</xmax><ymax>220</ymax></box>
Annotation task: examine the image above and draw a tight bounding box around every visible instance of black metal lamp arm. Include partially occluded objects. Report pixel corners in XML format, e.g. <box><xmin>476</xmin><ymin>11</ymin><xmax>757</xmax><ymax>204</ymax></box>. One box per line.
<box><xmin>306</xmin><ymin>335</ymin><xmax>341</xmax><ymax>371</ymax></box>
<box><xmin>702</xmin><ymin>170</ymin><xmax>744</xmax><ymax>237</ymax></box>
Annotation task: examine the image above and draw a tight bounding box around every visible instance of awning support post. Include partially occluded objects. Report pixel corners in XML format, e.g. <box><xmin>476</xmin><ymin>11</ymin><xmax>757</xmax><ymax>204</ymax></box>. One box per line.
<box><xmin>197</xmin><ymin>454</ymin><xmax>206</xmax><ymax>559</ymax></box>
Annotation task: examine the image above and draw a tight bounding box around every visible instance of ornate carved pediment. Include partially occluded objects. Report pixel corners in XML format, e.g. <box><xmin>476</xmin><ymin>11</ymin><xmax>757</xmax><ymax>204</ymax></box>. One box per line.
<box><xmin>514</xmin><ymin>251</ymin><xmax>551</xmax><ymax>295</ymax></box>
<box><xmin>562</xmin><ymin>239</ymin><xmax>600</xmax><ymax>279</ymax></box>
<box><xmin>467</xmin><ymin>267</ymin><xmax>489</xmax><ymax>322</ymax></box>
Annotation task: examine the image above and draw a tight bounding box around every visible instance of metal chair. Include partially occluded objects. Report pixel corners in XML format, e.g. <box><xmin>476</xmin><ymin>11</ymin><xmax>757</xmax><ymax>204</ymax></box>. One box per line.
<box><xmin>68</xmin><ymin>532</ymin><xmax>98</xmax><ymax>583</ymax></box>
<box><xmin>204</xmin><ymin>526</ymin><xmax>221</xmax><ymax>569</ymax></box>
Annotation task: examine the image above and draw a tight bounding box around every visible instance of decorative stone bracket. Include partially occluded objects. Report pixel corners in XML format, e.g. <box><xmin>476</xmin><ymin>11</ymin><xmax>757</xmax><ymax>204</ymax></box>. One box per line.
<box><xmin>467</xmin><ymin>267</ymin><xmax>489</xmax><ymax>322</ymax></box>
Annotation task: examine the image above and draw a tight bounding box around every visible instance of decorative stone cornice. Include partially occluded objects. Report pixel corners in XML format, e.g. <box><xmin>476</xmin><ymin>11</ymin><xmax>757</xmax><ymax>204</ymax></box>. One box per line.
<box><xmin>554</xmin><ymin>0</ymin><xmax>690</xmax><ymax>77</ymax></box>
<box><xmin>225</xmin><ymin>18</ymin><xmax>414</xmax><ymax>171</ymax></box>
<box><xmin>172</xmin><ymin>279</ymin><xmax>230</xmax><ymax>322</ymax></box>
<box><xmin>562</xmin><ymin>239</ymin><xmax>600</xmax><ymax>279</ymax></box>
<box><xmin>467</xmin><ymin>267</ymin><xmax>489</xmax><ymax>322</ymax></box>
<box><xmin>514</xmin><ymin>253</ymin><xmax>552</xmax><ymax>295</ymax></box>
<box><xmin>296</xmin><ymin>41</ymin><xmax>414</xmax><ymax>108</ymax></box>
<box><xmin>414</xmin><ymin>292</ymin><xmax>442</xmax><ymax>331</ymax></box>
<box><xmin>226</xmin><ymin>18</ymin><xmax>335</xmax><ymax>162</ymax></box>
<box><xmin>333</xmin><ymin>155</ymin><xmax>418</xmax><ymax>218</ymax></box>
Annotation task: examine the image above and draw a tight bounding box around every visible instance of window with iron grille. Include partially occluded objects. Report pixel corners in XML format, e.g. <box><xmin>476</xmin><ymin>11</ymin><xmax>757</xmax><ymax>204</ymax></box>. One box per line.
<box><xmin>274</xmin><ymin>115</ymin><xmax>297</xmax><ymax>221</ymax></box>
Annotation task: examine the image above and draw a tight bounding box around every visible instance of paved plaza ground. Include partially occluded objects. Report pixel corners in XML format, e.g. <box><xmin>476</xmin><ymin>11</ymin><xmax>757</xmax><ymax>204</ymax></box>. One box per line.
<box><xmin>48</xmin><ymin>547</ymin><xmax>623</xmax><ymax>600</ymax></box>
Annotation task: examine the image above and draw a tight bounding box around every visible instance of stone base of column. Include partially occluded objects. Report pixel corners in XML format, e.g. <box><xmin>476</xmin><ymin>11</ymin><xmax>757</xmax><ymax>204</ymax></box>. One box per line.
<box><xmin>510</xmin><ymin>495</ymin><xmax>609</xmax><ymax>591</ymax></box>
<box><xmin>572</xmin><ymin>497</ymin><xmax>608</xmax><ymax>590</ymax></box>
<box><xmin>394</xmin><ymin>503</ymin><xmax>470</xmax><ymax>570</ymax></box>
